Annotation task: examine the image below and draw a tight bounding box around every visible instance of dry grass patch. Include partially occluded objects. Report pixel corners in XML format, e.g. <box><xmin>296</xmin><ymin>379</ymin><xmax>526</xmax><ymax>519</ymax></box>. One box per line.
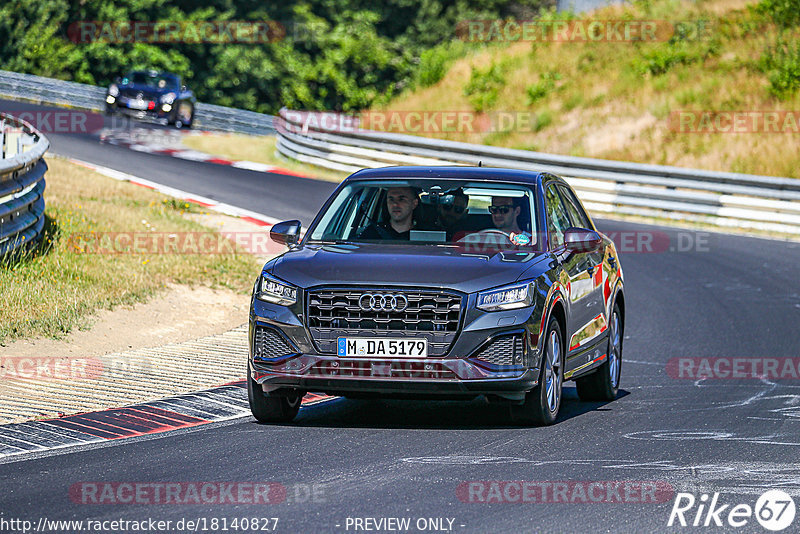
<box><xmin>0</xmin><ymin>157</ymin><xmax>262</xmax><ymax>343</ymax></box>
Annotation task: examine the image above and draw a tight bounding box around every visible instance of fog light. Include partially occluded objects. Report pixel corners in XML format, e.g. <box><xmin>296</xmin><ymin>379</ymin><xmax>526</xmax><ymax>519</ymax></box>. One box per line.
<box><xmin>162</xmin><ymin>103</ymin><xmax>172</xmax><ymax>112</ymax></box>
<box><xmin>106</xmin><ymin>95</ymin><xmax>115</xmax><ymax>104</ymax></box>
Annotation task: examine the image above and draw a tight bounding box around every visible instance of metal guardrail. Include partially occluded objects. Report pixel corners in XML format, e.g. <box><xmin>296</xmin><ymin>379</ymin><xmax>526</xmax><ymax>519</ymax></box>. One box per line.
<box><xmin>276</xmin><ymin>109</ymin><xmax>800</xmax><ymax>235</ymax></box>
<box><xmin>0</xmin><ymin>70</ymin><xmax>275</xmax><ymax>135</ymax></box>
<box><xmin>0</xmin><ymin>112</ymin><xmax>49</xmax><ymax>256</ymax></box>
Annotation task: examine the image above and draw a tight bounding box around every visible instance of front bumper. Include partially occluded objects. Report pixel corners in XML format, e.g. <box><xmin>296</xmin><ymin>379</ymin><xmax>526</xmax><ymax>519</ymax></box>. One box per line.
<box><xmin>248</xmin><ymin>290</ymin><xmax>545</xmax><ymax>401</ymax></box>
<box><xmin>250</xmin><ymin>354</ymin><xmax>538</xmax><ymax>400</ymax></box>
<box><xmin>107</xmin><ymin>102</ymin><xmax>171</xmax><ymax>120</ymax></box>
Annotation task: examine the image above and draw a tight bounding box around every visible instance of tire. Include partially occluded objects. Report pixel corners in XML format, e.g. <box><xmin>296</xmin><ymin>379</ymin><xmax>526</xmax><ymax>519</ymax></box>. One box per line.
<box><xmin>247</xmin><ymin>373</ymin><xmax>301</xmax><ymax>423</ymax></box>
<box><xmin>509</xmin><ymin>316</ymin><xmax>564</xmax><ymax>426</ymax></box>
<box><xmin>576</xmin><ymin>303</ymin><xmax>622</xmax><ymax>402</ymax></box>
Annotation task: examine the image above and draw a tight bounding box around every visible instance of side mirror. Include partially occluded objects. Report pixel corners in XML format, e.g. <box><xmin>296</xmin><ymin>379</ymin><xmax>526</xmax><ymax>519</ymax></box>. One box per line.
<box><xmin>270</xmin><ymin>220</ymin><xmax>302</xmax><ymax>247</ymax></box>
<box><xmin>564</xmin><ymin>227</ymin><xmax>602</xmax><ymax>253</ymax></box>
<box><xmin>181</xmin><ymin>85</ymin><xmax>187</xmax><ymax>92</ymax></box>
<box><xmin>115</xmin><ymin>76</ymin><xmax>122</xmax><ymax>84</ymax></box>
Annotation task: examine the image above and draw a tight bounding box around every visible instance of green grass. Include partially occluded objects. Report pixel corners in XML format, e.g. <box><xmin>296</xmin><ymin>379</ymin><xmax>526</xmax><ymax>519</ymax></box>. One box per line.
<box><xmin>0</xmin><ymin>158</ymin><xmax>261</xmax><ymax>343</ymax></box>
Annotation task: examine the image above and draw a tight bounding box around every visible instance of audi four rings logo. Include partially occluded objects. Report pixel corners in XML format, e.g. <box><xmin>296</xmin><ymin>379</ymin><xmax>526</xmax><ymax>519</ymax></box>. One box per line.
<box><xmin>359</xmin><ymin>293</ymin><xmax>409</xmax><ymax>312</ymax></box>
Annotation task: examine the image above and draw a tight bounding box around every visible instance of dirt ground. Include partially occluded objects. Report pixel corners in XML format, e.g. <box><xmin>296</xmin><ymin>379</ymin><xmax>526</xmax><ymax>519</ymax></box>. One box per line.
<box><xmin>0</xmin><ymin>212</ymin><xmax>271</xmax><ymax>361</ymax></box>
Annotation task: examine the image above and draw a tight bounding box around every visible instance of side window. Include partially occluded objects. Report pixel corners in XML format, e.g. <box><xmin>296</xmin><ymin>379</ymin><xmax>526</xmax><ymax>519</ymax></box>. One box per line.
<box><xmin>545</xmin><ymin>184</ymin><xmax>571</xmax><ymax>249</ymax></box>
<box><xmin>558</xmin><ymin>185</ymin><xmax>593</xmax><ymax>229</ymax></box>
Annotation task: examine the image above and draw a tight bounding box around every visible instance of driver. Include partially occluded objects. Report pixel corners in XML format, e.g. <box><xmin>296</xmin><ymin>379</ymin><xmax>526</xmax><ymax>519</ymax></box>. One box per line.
<box><xmin>358</xmin><ymin>186</ymin><xmax>419</xmax><ymax>240</ymax></box>
<box><xmin>489</xmin><ymin>196</ymin><xmax>533</xmax><ymax>245</ymax></box>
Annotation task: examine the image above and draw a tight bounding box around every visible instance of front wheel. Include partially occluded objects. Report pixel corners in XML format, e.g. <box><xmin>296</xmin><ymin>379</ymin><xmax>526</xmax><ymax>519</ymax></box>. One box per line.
<box><xmin>509</xmin><ymin>316</ymin><xmax>563</xmax><ymax>426</ymax></box>
<box><xmin>576</xmin><ymin>303</ymin><xmax>622</xmax><ymax>401</ymax></box>
<box><xmin>247</xmin><ymin>373</ymin><xmax>301</xmax><ymax>423</ymax></box>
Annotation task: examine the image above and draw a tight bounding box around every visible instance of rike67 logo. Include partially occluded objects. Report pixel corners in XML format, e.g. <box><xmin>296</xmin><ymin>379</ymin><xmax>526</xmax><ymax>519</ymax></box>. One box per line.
<box><xmin>668</xmin><ymin>490</ymin><xmax>796</xmax><ymax>531</ymax></box>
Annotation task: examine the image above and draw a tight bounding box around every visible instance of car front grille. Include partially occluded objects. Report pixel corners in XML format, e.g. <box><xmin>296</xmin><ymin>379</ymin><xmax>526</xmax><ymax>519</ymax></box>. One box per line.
<box><xmin>306</xmin><ymin>288</ymin><xmax>463</xmax><ymax>357</ymax></box>
<box><xmin>253</xmin><ymin>325</ymin><xmax>297</xmax><ymax>360</ymax></box>
<box><xmin>310</xmin><ymin>359</ymin><xmax>458</xmax><ymax>380</ymax></box>
<box><xmin>473</xmin><ymin>334</ymin><xmax>524</xmax><ymax>366</ymax></box>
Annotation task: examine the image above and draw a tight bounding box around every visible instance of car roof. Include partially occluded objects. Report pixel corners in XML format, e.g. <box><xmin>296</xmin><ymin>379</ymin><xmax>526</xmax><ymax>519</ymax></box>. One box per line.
<box><xmin>345</xmin><ymin>166</ymin><xmax>553</xmax><ymax>186</ymax></box>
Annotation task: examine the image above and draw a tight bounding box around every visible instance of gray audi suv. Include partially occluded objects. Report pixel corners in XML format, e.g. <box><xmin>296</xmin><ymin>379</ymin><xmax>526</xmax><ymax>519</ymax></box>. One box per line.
<box><xmin>248</xmin><ymin>166</ymin><xmax>625</xmax><ymax>425</ymax></box>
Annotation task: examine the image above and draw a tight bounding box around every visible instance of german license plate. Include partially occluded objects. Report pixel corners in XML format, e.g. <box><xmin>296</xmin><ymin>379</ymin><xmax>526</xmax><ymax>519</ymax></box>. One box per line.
<box><xmin>127</xmin><ymin>100</ymin><xmax>148</xmax><ymax>110</ymax></box>
<box><xmin>337</xmin><ymin>338</ymin><xmax>427</xmax><ymax>358</ymax></box>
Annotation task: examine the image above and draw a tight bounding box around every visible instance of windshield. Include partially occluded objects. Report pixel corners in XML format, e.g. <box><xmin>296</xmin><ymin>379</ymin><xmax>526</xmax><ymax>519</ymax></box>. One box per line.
<box><xmin>123</xmin><ymin>72</ymin><xmax>179</xmax><ymax>89</ymax></box>
<box><xmin>307</xmin><ymin>179</ymin><xmax>539</xmax><ymax>248</ymax></box>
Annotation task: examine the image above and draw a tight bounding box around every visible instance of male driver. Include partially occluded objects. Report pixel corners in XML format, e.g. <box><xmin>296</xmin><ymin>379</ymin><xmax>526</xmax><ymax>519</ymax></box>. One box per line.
<box><xmin>436</xmin><ymin>189</ymin><xmax>469</xmax><ymax>239</ymax></box>
<box><xmin>489</xmin><ymin>196</ymin><xmax>532</xmax><ymax>245</ymax></box>
<box><xmin>358</xmin><ymin>186</ymin><xmax>419</xmax><ymax>240</ymax></box>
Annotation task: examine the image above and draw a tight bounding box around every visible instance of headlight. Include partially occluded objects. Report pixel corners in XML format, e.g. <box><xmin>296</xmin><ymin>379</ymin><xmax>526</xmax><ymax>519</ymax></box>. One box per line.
<box><xmin>160</xmin><ymin>92</ymin><xmax>176</xmax><ymax>104</ymax></box>
<box><xmin>477</xmin><ymin>282</ymin><xmax>532</xmax><ymax>312</ymax></box>
<box><xmin>258</xmin><ymin>273</ymin><xmax>297</xmax><ymax>306</ymax></box>
<box><xmin>108</xmin><ymin>84</ymin><xmax>119</xmax><ymax>97</ymax></box>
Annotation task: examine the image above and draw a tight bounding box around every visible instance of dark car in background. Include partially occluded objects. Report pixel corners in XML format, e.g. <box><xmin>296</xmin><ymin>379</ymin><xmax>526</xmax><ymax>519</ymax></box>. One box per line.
<box><xmin>248</xmin><ymin>166</ymin><xmax>625</xmax><ymax>425</ymax></box>
<box><xmin>105</xmin><ymin>70</ymin><xmax>195</xmax><ymax>128</ymax></box>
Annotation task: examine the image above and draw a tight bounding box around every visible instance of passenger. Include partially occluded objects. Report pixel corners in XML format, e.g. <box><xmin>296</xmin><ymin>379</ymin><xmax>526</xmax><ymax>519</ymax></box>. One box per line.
<box><xmin>358</xmin><ymin>186</ymin><xmax>419</xmax><ymax>240</ymax></box>
<box><xmin>436</xmin><ymin>189</ymin><xmax>469</xmax><ymax>240</ymax></box>
<box><xmin>489</xmin><ymin>196</ymin><xmax>533</xmax><ymax>245</ymax></box>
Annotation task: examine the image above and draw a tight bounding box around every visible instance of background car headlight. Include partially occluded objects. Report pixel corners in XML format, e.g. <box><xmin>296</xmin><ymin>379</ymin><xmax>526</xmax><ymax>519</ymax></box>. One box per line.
<box><xmin>258</xmin><ymin>273</ymin><xmax>298</xmax><ymax>306</ymax></box>
<box><xmin>160</xmin><ymin>92</ymin><xmax>176</xmax><ymax>104</ymax></box>
<box><xmin>477</xmin><ymin>282</ymin><xmax>532</xmax><ymax>312</ymax></box>
<box><xmin>108</xmin><ymin>84</ymin><xmax>119</xmax><ymax>97</ymax></box>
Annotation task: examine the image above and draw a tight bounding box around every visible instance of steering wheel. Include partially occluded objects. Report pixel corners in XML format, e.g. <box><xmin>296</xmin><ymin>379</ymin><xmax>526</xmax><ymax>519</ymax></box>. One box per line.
<box><xmin>455</xmin><ymin>228</ymin><xmax>511</xmax><ymax>243</ymax></box>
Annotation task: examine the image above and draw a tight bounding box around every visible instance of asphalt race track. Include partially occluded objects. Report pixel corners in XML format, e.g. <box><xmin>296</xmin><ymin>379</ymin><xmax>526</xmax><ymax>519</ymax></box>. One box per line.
<box><xmin>2</xmin><ymin>100</ymin><xmax>800</xmax><ymax>532</ymax></box>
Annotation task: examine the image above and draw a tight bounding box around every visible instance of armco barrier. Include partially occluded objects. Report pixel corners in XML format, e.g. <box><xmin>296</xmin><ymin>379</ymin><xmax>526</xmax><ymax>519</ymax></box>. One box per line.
<box><xmin>276</xmin><ymin>109</ymin><xmax>800</xmax><ymax>235</ymax></box>
<box><xmin>0</xmin><ymin>112</ymin><xmax>49</xmax><ymax>256</ymax></box>
<box><xmin>0</xmin><ymin>70</ymin><xmax>275</xmax><ymax>135</ymax></box>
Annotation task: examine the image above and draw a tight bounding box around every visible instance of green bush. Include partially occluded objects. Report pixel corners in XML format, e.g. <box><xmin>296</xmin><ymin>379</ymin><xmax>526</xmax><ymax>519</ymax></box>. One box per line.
<box><xmin>632</xmin><ymin>38</ymin><xmax>720</xmax><ymax>76</ymax></box>
<box><xmin>760</xmin><ymin>40</ymin><xmax>800</xmax><ymax>98</ymax></box>
<box><xmin>756</xmin><ymin>0</ymin><xmax>800</xmax><ymax>27</ymax></box>
<box><xmin>464</xmin><ymin>62</ymin><xmax>506</xmax><ymax>112</ymax></box>
<box><xmin>417</xmin><ymin>41</ymin><xmax>467</xmax><ymax>88</ymax></box>
<box><xmin>526</xmin><ymin>70</ymin><xmax>560</xmax><ymax>105</ymax></box>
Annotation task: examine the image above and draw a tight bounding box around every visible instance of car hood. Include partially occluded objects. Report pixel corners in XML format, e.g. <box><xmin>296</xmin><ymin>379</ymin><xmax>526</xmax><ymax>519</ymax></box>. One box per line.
<box><xmin>270</xmin><ymin>243</ymin><xmax>549</xmax><ymax>294</ymax></box>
